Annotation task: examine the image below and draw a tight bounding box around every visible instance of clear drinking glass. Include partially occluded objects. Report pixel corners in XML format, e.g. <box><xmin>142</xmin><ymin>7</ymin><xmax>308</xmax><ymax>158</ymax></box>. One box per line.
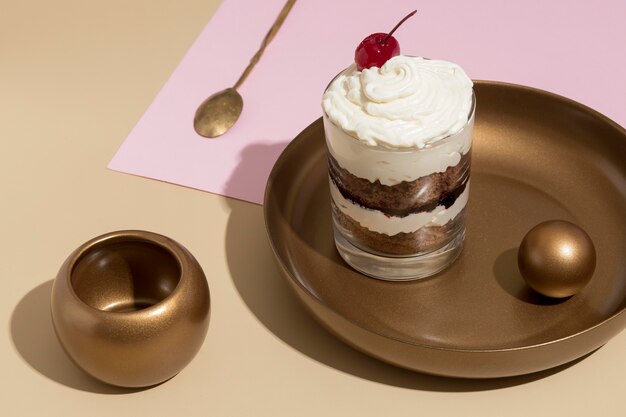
<box><xmin>324</xmin><ymin>89</ymin><xmax>475</xmax><ymax>281</ymax></box>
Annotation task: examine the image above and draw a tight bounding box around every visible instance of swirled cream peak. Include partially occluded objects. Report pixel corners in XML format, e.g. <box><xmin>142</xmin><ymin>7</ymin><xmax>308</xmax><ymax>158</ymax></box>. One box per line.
<box><xmin>322</xmin><ymin>56</ymin><xmax>473</xmax><ymax>148</ymax></box>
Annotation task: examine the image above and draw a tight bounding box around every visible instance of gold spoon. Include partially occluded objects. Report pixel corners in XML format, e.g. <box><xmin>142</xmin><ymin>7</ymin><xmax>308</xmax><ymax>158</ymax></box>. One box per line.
<box><xmin>193</xmin><ymin>0</ymin><xmax>297</xmax><ymax>138</ymax></box>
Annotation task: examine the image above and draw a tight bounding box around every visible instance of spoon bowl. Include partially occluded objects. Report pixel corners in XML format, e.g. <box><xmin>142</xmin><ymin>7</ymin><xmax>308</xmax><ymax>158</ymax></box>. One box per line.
<box><xmin>194</xmin><ymin>88</ymin><xmax>243</xmax><ymax>138</ymax></box>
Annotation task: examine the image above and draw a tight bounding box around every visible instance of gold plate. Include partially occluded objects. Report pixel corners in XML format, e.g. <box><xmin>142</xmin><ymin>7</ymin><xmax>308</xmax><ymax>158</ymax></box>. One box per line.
<box><xmin>264</xmin><ymin>81</ymin><xmax>626</xmax><ymax>378</ymax></box>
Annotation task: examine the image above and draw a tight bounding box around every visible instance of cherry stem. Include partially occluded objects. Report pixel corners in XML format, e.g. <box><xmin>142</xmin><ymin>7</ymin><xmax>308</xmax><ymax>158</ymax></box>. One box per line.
<box><xmin>382</xmin><ymin>10</ymin><xmax>417</xmax><ymax>45</ymax></box>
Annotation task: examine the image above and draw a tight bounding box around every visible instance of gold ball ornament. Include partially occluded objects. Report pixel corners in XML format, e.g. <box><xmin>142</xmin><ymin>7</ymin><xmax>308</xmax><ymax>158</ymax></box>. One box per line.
<box><xmin>518</xmin><ymin>220</ymin><xmax>596</xmax><ymax>298</ymax></box>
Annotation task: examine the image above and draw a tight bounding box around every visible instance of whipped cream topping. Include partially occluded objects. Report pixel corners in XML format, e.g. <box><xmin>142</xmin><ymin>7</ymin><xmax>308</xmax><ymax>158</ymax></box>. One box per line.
<box><xmin>330</xmin><ymin>180</ymin><xmax>469</xmax><ymax>236</ymax></box>
<box><xmin>322</xmin><ymin>56</ymin><xmax>473</xmax><ymax>148</ymax></box>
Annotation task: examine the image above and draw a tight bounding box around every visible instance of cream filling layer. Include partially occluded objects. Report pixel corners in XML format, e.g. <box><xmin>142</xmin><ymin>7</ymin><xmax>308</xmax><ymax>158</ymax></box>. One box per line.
<box><xmin>330</xmin><ymin>180</ymin><xmax>470</xmax><ymax>236</ymax></box>
<box><xmin>324</xmin><ymin>114</ymin><xmax>473</xmax><ymax>185</ymax></box>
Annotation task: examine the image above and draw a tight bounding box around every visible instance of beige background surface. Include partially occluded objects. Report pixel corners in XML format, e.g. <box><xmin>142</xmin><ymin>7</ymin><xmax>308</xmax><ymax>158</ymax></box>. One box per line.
<box><xmin>1</xmin><ymin>1</ymin><xmax>624</xmax><ymax>415</ymax></box>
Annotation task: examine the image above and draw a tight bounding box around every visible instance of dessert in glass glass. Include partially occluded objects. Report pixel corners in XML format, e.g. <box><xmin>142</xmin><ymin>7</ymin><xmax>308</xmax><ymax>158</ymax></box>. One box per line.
<box><xmin>321</xmin><ymin>15</ymin><xmax>474</xmax><ymax>280</ymax></box>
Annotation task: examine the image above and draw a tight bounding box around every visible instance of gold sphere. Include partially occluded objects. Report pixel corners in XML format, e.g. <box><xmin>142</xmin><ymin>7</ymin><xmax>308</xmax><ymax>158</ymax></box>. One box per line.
<box><xmin>518</xmin><ymin>220</ymin><xmax>596</xmax><ymax>298</ymax></box>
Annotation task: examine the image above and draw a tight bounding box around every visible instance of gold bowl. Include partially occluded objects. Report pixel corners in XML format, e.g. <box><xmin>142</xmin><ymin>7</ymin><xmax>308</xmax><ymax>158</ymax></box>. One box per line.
<box><xmin>51</xmin><ymin>230</ymin><xmax>210</xmax><ymax>388</ymax></box>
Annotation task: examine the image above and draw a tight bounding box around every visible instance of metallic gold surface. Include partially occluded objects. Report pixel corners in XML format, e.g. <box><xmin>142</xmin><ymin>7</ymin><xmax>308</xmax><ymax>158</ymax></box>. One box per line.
<box><xmin>51</xmin><ymin>230</ymin><xmax>211</xmax><ymax>387</ymax></box>
<box><xmin>194</xmin><ymin>88</ymin><xmax>243</xmax><ymax>138</ymax></box>
<box><xmin>193</xmin><ymin>0</ymin><xmax>297</xmax><ymax>138</ymax></box>
<box><xmin>264</xmin><ymin>81</ymin><xmax>626</xmax><ymax>378</ymax></box>
<box><xmin>519</xmin><ymin>220</ymin><xmax>596</xmax><ymax>298</ymax></box>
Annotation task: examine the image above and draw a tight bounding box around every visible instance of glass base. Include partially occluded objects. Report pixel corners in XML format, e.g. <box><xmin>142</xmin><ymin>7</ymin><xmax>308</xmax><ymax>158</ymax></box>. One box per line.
<box><xmin>333</xmin><ymin>227</ymin><xmax>465</xmax><ymax>281</ymax></box>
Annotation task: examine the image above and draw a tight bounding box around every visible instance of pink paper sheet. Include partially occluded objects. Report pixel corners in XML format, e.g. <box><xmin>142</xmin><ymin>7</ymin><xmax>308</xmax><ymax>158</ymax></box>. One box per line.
<box><xmin>108</xmin><ymin>0</ymin><xmax>626</xmax><ymax>205</ymax></box>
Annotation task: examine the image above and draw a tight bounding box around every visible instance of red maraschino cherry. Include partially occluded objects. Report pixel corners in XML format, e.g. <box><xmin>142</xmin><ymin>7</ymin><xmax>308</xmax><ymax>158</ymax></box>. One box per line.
<box><xmin>355</xmin><ymin>10</ymin><xmax>417</xmax><ymax>71</ymax></box>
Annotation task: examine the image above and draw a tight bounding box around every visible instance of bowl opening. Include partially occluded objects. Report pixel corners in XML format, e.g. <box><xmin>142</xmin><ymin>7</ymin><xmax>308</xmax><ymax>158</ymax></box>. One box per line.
<box><xmin>70</xmin><ymin>238</ymin><xmax>181</xmax><ymax>313</ymax></box>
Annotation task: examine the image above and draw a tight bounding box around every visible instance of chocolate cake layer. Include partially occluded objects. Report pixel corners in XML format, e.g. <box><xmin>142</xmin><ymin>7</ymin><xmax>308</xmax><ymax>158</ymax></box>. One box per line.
<box><xmin>333</xmin><ymin>202</ymin><xmax>466</xmax><ymax>256</ymax></box>
<box><xmin>328</xmin><ymin>151</ymin><xmax>471</xmax><ymax>217</ymax></box>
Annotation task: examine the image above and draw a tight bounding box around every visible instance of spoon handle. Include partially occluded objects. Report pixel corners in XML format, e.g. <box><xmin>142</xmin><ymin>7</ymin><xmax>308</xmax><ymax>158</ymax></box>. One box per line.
<box><xmin>233</xmin><ymin>0</ymin><xmax>297</xmax><ymax>90</ymax></box>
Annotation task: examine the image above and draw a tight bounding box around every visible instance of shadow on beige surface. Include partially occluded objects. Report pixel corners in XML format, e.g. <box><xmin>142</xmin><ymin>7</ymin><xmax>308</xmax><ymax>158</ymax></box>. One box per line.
<box><xmin>10</xmin><ymin>280</ymin><xmax>148</xmax><ymax>394</ymax></box>
<box><xmin>223</xmin><ymin>142</ymin><xmax>593</xmax><ymax>392</ymax></box>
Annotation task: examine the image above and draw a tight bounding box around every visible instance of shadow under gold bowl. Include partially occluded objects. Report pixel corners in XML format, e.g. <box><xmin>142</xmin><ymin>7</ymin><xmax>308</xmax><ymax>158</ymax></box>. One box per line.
<box><xmin>51</xmin><ymin>230</ymin><xmax>210</xmax><ymax>388</ymax></box>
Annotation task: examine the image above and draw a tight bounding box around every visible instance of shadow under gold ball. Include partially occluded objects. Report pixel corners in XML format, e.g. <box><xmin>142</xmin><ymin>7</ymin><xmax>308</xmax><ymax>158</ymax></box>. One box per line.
<box><xmin>51</xmin><ymin>230</ymin><xmax>211</xmax><ymax>388</ymax></box>
<box><xmin>518</xmin><ymin>220</ymin><xmax>596</xmax><ymax>298</ymax></box>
